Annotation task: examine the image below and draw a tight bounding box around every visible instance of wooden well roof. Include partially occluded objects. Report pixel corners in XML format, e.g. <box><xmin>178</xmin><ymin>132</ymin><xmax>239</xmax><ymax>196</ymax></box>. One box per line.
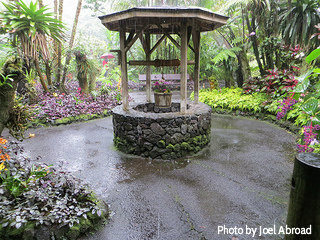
<box><xmin>98</xmin><ymin>7</ymin><xmax>229</xmax><ymax>34</ymax></box>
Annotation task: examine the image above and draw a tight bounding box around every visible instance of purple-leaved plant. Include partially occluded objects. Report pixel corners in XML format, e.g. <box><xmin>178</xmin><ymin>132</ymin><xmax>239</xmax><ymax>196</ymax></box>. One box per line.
<box><xmin>31</xmin><ymin>80</ymin><xmax>121</xmax><ymax>123</ymax></box>
<box><xmin>276</xmin><ymin>94</ymin><xmax>298</xmax><ymax>120</ymax></box>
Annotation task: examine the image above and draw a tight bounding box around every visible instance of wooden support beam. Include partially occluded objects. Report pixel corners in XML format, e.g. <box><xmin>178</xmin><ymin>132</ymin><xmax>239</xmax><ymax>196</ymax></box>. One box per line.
<box><xmin>110</xmin><ymin>49</ymin><xmax>121</xmax><ymax>65</ymax></box>
<box><xmin>192</xmin><ymin>28</ymin><xmax>200</xmax><ymax>104</ymax></box>
<box><xmin>120</xmin><ymin>23</ymin><xmax>129</xmax><ymax>111</ymax></box>
<box><xmin>150</xmin><ymin>34</ymin><xmax>166</xmax><ymax>54</ymax></box>
<box><xmin>180</xmin><ymin>21</ymin><xmax>188</xmax><ymax>114</ymax></box>
<box><xmin>128</xmin><ymin>59</ymin><xmax>195</xmax><ymax>66</ymax></box>
<box><xmin>124</xmin><ymin>25</ymin><xmax>150</xmax><ymax>53</ymax></box>
<box><xmin>156</xmin><ymin>24</ymin><xmax>181</xmax><ymax>49</ymax></box>
<box><xmin>145</xmin><ymin>33</ymin><xmax>151</xmax><ymax>103</ymax></box>
<box><xmin>126</xmin><ymin>30</ymin><xmax>135</xmax><ymax>46</ymax></box>
<box><xmin>187</xmin><ymin>26</ymin><xmax>192</xmax><ymax>45</ymax></box>
<box><xmin>139</xmin><ymin>34</ymin><xmax>147</xmax><ymax>53</ymax></box>
<box><xmin>177</xmin><ymin>32</ymin><xmax>194</xmax><ymax>53</ymax></box>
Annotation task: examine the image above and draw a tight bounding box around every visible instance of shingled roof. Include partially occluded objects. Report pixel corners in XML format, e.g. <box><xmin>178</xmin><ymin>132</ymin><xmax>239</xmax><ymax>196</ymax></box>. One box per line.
<box><xmin>98</xmin><ymin>6</ymin><xmax>229</xmax><ymax>33</ymax></box>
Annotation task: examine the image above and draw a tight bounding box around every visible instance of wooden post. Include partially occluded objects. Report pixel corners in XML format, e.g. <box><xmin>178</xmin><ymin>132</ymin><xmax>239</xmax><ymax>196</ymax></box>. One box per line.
<box><xmin>192</xmin><ymin>28</ymin><xmax>200</xmax><ymax>104</ymax></box>
<box><xmin>145</xmin><ymin>33</ymin><xmax>151</xmax><ymax>102</ymax></box>
<box><xmin>180</xmin><ymin>21</ymin><xmax>188</xmax><ymax>114</ymax></box>
<box><xmin>286</xmin><ymin>153</ymin><xmax>320</xmax><ymax>240</ymax></box>
<box><xmin>120</xmin><ymin>23</ymin><xmax>129</xmax><ymax>111</ymax></box>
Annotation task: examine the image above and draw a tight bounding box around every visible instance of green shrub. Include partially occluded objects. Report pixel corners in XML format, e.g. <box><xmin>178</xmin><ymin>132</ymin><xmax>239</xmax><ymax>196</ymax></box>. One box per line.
<box><xmin>193</xmin><ymin>88</ymin><xmax>269</xmax><ymax>113</ymax></box>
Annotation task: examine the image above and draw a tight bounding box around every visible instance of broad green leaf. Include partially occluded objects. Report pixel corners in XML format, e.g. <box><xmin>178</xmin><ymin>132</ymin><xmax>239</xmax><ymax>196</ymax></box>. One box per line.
<box><xmin>297</xmin><ymin>70</ymin><xmax>313</xmax><ymax>82</ymax></box>
<box><xmin>312</xmin><ymin>116</ymin><xmax>320</xmax><ymax>125</ymax></box>
<box><xmin>306</xmin><ymin>49</ymin><xmax>320</xmax><ymax>63</ymax></box>
<box><xmin>302</xmin><ymin>98</ymin><xmax>319</xmax><ymax>116</ymax></box>
<box><xmin>313</xmin><ymin>68</ymin><xmax>320</xmax><ymax>74</ymax></box>
<box><xmin>315</xmin><ymin>81</ymin><xmax>320</xmax><ymax>92</ymax></box>
<box><xmin>294</xmin><ymin>78</ymin><xmax>310</xmax><ymax>93</ymax></box>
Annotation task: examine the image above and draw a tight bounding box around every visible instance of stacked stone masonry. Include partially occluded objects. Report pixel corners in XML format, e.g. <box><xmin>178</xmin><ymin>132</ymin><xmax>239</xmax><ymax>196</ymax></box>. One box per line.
<box><xmin>112</xmin><ymin>102</ymin><xmax>212</xmax><ymax>159</ymax></box>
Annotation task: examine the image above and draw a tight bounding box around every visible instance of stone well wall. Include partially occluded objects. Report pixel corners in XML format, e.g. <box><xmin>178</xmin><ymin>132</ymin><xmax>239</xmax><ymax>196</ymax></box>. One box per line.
<box><xmin>112</xmin><ymin>102</ymin><xmax>212</xmax><ymax>159</ymax></box>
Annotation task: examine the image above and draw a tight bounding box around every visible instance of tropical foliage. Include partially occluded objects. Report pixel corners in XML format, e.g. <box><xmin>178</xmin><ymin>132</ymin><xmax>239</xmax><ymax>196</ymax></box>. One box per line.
<box><xmin>0</xmin><ymin>138</ymin><xmax>107</xmax><ymax>239</ymax></box>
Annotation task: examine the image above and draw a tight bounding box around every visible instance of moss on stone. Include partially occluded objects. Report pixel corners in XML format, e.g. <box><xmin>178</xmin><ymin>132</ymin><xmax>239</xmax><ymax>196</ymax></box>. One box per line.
<box><xmin>173</xmin><ymin>144</ymin><xmax>181</xmax><ymax>152</ymax></box>
<box><xmin>166</xmin><ymin>144</ymin><xmax>174</xmax><ymax>151</ymax></box>
<box><xmin>157</xmin><ymin>140</ymin><xmax>166</xmax><ymax>148</ymax></box>
<box><xmin>181</xmin><ymin>142</ymin><xmax>190</xmax><ymax>150</ymax></box>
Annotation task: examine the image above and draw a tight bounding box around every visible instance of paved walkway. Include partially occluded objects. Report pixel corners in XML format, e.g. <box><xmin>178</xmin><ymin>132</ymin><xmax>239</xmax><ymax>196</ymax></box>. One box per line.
<box><xmin>17</xmin><ymin>105</ymin><xmax>296</xmax><ymax>239</ymax></box>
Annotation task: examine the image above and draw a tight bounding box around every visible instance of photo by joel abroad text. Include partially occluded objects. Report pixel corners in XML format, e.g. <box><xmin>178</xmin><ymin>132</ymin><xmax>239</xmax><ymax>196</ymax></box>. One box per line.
<box><xmin>217</xmin><ymin>224</ymin><xmax>312</xmax><ymax>238</ymax></box>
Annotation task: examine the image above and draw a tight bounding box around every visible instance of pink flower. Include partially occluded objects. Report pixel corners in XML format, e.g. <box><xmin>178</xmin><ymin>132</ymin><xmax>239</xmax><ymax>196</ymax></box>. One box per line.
<box><xmin>249</xmin><ymin>32</ymin><xmax>256</xmax><ymax>36</ymax></box>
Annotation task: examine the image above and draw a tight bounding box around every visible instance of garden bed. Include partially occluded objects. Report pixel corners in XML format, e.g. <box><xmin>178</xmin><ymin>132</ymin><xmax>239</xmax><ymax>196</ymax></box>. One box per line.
<box><xmin>0</xmin><ymin>139</ymin><xmax>108</xmax><ymax>240</ymax></box>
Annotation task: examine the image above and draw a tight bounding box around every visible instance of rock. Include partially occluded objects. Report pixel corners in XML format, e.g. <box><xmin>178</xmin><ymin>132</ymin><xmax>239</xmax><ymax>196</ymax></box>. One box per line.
<box><xmin>35</xmin><ymin>226</ymin><xmax>50</xmax><ymax>240</ymax></box>
<box><xmin>124</xmin><ymin>123</ymin><xmax>133</xmax><ymax>131</ymax></box>
<box><xmin>181</xmin><ymin>124</ymin><xmax>188</xmax><ymax>135</ymax></box>
<box><xmin>143</xmin><ymin>142</ymin><xmax>153</xmax><ymax>151</ymax></box>
<box><xmin>172</xmin><ymin>133</ymin><xmax>183</xmax><ymax>144</ymax></box>
<box><xmin>137</xmin><ymin>125</ymin><xmax>142</xmax><ymax>134</ymax></box>
<box><xmin>126</xmin><ymin>135</ymin><xmax>136</xmax><ymax>143</ymax></box>
<box><xmin>149</xmin><ymin>146</ymin><xmax>161</xmax><ymax>158</ymax></box>
<box><xmin>142</xmin><ymin>129</ymin><xmax>152</xmax><ymax>135</ymax></box>
<box><xmin>175</xmin><ymin>118</ymin><xmax>184</xmax><ymax>126</ymax></box>
<box><xmin>145</xmin><ymin>134</ymin><xmax>162</xmax><ymax>144</ymax></box>
<box><xmin>151</xmin><ymin>122</ymin><xmax>166</xmax><ymax>135</ymax></box>
<box><xmin>187</xmin><ymin>125</ymin><xmax>194</xmax><ymax>133</ymax></box>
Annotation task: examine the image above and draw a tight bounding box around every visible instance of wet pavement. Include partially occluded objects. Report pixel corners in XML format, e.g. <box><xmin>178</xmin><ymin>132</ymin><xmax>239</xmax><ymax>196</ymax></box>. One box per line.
<box><xmin>14</xmin><ymin>109</ymin><xmax>296</xmax><ymax>240</ymax></box>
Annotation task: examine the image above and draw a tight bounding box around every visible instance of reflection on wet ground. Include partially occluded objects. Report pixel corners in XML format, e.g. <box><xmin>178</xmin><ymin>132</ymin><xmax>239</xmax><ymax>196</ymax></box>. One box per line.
<box><xmin>17</xmin><ymin>113</ymin><xmax>296</xmax><ymax>240</ymax></box>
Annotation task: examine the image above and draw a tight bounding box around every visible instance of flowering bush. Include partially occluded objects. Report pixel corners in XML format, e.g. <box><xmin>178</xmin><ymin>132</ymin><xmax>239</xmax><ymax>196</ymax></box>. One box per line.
<box><xmin>0</xmin><ymin>138</ymin><xmax>107</xmax><ymax>239</ymax></box>
<box><xmin>297</xmin><ymin>124</ymin><xmax>320</xmax><ymax>152</ymax></box>
<box><xmin>276</xmin><ymin>93</ymin><xmax>298</xmax><ymax>120</ymax></box>
<box><xmin>153</xmin><ymin>79</ymin><xmax>172</xmax><ymax>93</ymax></box>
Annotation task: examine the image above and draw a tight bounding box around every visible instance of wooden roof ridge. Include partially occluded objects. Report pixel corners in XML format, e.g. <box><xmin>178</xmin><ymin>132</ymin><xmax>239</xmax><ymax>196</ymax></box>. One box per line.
<box><xmin>99</xmin><ymin>6</ymin><xmax>229</xmax><ymax>33</ymax></box>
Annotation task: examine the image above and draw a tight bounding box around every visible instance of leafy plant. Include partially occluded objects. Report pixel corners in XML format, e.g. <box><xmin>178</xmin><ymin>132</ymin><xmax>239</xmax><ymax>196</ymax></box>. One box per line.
<box><xmin>279</xmin><ymin>0</ymin><xmax>320</xmax><ymax>50</ymax></box>
<box><xmin>243</xmin><ymin>68</ymin><xmax>298</xmax><ymax>97</ymax></box>
<box><xmin>193</xmin><ymin>88</ymin><xmax>269</xmax><ymax>113</ymax></box>
<box><xmin>0</xmin><ymin>139</ymin><xmax>107</xmax><ymax>238</ymax></box>
<box><xmin>0</xmin><ymin>0</ymin><xmax>66</xmax><ymax>91</ymax></box>
<box><xmin>0</xmin><ymin>73</ymin><xmax>15</xmax><ymax>88</ymax></box>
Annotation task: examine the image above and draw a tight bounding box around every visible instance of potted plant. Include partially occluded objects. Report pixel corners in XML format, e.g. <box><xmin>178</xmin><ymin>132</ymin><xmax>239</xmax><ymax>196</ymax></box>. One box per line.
<box><xmin>153</xmin><ymin>79</ymin><xmax>172</xmax><ymax>107</ymax></box>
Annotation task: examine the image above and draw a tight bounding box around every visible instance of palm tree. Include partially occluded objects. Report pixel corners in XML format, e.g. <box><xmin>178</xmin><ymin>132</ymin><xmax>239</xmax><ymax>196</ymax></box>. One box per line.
<box><xmin>1</xmin><ymin>0</ymin><xmax>65</xmax><ymax>91</ymax></box>
<box><xmin>279</xmin><ymin>0</ymin><xmax>320</xmax><ymax>50</ymax></box>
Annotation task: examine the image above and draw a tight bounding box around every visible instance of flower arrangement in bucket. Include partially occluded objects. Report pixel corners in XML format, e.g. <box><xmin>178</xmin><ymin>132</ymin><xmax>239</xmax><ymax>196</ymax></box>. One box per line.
<box><xmin>153</xmin><ymin>79</ymin><xmax>172</xmax><ymax>107</ymax></box>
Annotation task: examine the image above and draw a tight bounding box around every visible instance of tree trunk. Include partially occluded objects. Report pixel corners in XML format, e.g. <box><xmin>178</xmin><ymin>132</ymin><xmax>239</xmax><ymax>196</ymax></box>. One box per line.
<box><xmin>223</xmin><ymin>60</ymin><xmax>233</xmax><ymax>88</ymax></box>
<box><xmin>0</xmin><ymin>57</ymin><xmax>23</xmax><ymax>135</ymax></box>
<box><xmin>56</xmin><ymin>0</ymin><xmax>64</xmax><ymax>85</ymax></box>
<box><xmin>236</xmin><ymin>57</ymin><xmax>244</xmax><ymax>87</ymax></box>
<box><xmin>45</xmin><ymin>62</ymin><xmax>52</xmax><ymax>86</ymax></box>
<box><xmin>78</xmin><ymin>70</ymin><xmax>88</xmax><ymax>94</ymax></box>
<box><xmin>239</xmin><ymin>48</ymin><xmax>251</xmax><ymax>84</ymax></box>
<box><xmin>245</xmin><ymin>13</ymin><xmax>264</xmax><ymax>76</ymax></box>
<box><xmin>0</xmin><ymin>85</ymin><xmax>16</xmax><ymax>135</ymax></box>
<box><xmin>38</xmin><ymin>0</ymin><xmax>43</xmax><ymax>8</ymax></box>
<box><xmin>34</xmin><ymin>59</ymin><xmax>49</xmax><ymax>92</ymax></box>
<box><xmin>61</xmin><ymin>0</ymin><xmax>82</xmax><ymax>90</ymax></box>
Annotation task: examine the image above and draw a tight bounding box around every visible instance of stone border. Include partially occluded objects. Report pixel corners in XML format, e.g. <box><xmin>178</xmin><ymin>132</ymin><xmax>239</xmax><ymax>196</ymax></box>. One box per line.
<box><xmin>112</xmin><ymin>102</ymin><xmax>212</xmax><ymax>159</ymax></box>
